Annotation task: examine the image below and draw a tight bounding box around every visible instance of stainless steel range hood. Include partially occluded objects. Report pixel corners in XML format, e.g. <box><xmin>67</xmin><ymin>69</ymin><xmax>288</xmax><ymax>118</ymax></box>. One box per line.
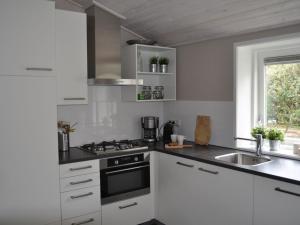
<box><xmin>86</xmin><ymin>6</ymin><xmax>140</xmax><ymax>86</ymax></box>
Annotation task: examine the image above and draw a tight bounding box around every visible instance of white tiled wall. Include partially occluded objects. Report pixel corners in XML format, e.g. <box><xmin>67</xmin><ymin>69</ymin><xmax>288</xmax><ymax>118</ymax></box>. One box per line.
<box><xmin>163</xmin><ymin>101</ymin><xmax>235</xmax><ymax>148</ymax></box>
<box><xmin>57</xmin><ymin>86</ymin><xmax>164</xmax><ymax>146</ymax></box>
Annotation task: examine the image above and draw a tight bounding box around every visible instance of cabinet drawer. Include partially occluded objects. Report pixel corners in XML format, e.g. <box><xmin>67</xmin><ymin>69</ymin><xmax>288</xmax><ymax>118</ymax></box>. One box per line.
<box><xmin>102</xmin><ymin>194</ymin><xmax>153</xmax><ymax>225</ymax></box>
<box><xmin>60</xmin><ymin>160</ymin><xmax>99</xmax><ymax>178</ymax></box>
<box><xmin>60</xmin><ymin>172</ymin><xmax>100</xmax><ymax>193</ymax></box>
<box><xmin>61</xmin><ymin>186</ymin><xmax>100</xmax><ymax>220</ymax></box>
<box><xmin>62</xmin><ymin>212</ymin><xmax>100</xmax><ymax>225</ymax></box>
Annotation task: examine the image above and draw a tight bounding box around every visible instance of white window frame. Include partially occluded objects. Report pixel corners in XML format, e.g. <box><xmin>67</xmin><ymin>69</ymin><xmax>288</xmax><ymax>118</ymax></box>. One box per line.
<box><xmin>234</xmin><ymin>32</ymin><xmax>300</xmax><ymax>159</ymax></box>
<box><xmin>256</xmin><ymin>47</ymin><xmax>300</xmax><ymax>126</ymax></box>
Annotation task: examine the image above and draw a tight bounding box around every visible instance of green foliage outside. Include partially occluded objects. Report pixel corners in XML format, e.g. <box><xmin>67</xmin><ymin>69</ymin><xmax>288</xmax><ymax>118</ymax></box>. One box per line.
<box><xmin>266</xmin><ymin>63</ymin><xmax>300</xmax><ymax>134</ymax></box>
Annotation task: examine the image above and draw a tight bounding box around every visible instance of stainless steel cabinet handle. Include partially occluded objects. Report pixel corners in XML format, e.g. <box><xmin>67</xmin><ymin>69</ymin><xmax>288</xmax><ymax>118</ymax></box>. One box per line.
<box><xmin>70</xmin><ymin>179</ymin><xmax>93</xmax><ymax>185</ymax></box>
<box><xmin>119</xmin><ymin>202</ymin><xmax>138</xmax><ymax>209</ymax></box>
<box><xmin>64</xmin><ymin>98</ymin><xmax>86</xmax><ymax>100</ymax></box>
<box><xmin>105</xmin><ymin>165</ymin><xmax>149</xmax><ymax>175</ymax></box>
<box><xmin>26</xmin><ymin>67</ymin><xmax>53</xmax><ymax>71</ymax></box>
<box><xmin>275</xmin><ymin>187</ymin><xmax>300</xmax><ymax>197</ymax></box>
<box><xmin>69</xmin><ymin>165</ymin><xmax>92</xmax><ymax>171</ymax></box>
<box><xmin>176</xmin><ymin>161</ymin><xmax>194</xmax><ymax>168</ymax></box>
<box><xmin>70</xmin><ymin>192</ymin><xmax>93</xmax><ymax>199</ymax></box>
<box><xmin>198</xmin><ymin>167</ymin><xmax>219</xmax><ymax>175</ymax></box>
<box><xmin>71</xmin><ymin>218</ymin><xmax>94</xmax><ymax>225</ymax></box>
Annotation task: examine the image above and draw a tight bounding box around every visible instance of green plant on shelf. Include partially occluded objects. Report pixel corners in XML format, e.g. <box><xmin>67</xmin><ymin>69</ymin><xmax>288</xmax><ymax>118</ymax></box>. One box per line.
<box><xmin>159</xmin><ymin>57</ymin><xmax>169</xmax><ymax>65</ymax></box>
<box><xmin>149</xmin><ymin>56</ymin><xmax>158</xmax><ymax>64</ymax></box>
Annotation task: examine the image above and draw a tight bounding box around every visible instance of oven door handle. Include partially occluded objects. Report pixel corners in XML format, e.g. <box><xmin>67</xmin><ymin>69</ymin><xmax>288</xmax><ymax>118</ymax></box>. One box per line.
<box><xmin>104</xmin><ymin>165</ymin><xmax>149</xmax><ymax>175</ymax></box>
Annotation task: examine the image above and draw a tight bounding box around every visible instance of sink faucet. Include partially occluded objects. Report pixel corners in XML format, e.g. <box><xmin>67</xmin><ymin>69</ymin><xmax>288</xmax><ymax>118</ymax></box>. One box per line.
<box><xmin>234</xmin><ymin>134</ymin><xmax>263</xmax><ymax>156</ymax></box>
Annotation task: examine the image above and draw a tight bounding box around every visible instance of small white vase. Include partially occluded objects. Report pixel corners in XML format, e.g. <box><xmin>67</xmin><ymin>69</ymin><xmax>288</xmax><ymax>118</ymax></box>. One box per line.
<box><xmin>269</xmin><ymin>140</ymin><xmax>280</xmax><ymax>151</ymax></box>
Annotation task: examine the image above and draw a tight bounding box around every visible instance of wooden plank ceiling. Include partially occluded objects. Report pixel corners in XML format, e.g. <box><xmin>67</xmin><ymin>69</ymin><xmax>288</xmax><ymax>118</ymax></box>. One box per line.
<box><xmin>74</xmin><ymin>0</ymin><xmax>300</xmax><ymax>46</ymax></box>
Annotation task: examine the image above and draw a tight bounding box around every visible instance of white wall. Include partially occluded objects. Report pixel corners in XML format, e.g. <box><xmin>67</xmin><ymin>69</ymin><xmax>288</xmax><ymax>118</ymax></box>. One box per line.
<box><xmin>164</xmin><ymin>101</ymin><xmax>235</xmax><ymax>148</ymax></box>
<box><xmin>58</xmin><ymin>86</ymin><xmax>164</xmax><ymax>146</ymax></box>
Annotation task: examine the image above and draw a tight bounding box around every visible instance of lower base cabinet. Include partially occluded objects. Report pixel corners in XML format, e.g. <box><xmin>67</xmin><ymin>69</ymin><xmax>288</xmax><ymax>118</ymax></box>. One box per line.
<box><xmin>157</xmin><ymin>153</ymin><xmax>253</xmax><ymax>225</ymax></box>
<box><xmin>102</xmin><ymin>194</ymin><xmax>154</xmax><ymax>225</ymax></box>
<box><xmin>62</xmin><ymin>212</ymin><xmax>101</xmax><ymax>225</ymax></box>
<box><xmin>253</xmin><ymin>176</ymin><xmax>300</xmax><ymax>225</ymax></box>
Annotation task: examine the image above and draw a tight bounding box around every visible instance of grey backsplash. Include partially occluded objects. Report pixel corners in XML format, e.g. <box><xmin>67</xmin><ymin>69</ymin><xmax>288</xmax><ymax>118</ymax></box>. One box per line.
<box><xmin>57</xmin><ymin>86</ymin><xmax>164</xmax><ymax>146</ymax></box>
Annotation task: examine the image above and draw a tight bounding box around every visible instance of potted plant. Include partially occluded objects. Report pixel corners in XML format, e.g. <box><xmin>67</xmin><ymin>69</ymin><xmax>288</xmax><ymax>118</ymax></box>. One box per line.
<box><xmin>266</xmin><ymin>128</ymin><xmax>284</xmax><ymax>151</ymax></box>
<box><xmin>159</xmin><ymin>57</ymin><xmax>169</xmax><ymax>73</ymax></box>
<box><xmin>251</xmin><ymin>126</ymin><xmax>267</xmax><ymax>139</ymax></box>
<box><xmin>149</xmin><ymin>56</ymin><xmax>158</xmax><ymax>73</ymax></box>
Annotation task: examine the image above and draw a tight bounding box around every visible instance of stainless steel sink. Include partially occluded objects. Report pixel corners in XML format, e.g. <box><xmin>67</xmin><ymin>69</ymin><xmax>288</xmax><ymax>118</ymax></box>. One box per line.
<box><xmin>215</xmin><ymin>152</ymin><xmax>271</xmax><ymax>166</ymax></box>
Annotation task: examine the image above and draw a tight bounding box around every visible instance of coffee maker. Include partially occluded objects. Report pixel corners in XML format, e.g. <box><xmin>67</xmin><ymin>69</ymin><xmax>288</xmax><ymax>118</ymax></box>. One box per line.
<box><xmin>141</xmin><ymin>116</ymin><xmax>159</xmax><ymax>142</ymax></box>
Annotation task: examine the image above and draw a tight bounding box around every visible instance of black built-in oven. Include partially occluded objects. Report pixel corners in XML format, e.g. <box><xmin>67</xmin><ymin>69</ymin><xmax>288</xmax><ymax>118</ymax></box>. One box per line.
<box><xmin>100</xmin><ymin>152</ymin><xmax>150</xmax><ymax>204</ymax></box>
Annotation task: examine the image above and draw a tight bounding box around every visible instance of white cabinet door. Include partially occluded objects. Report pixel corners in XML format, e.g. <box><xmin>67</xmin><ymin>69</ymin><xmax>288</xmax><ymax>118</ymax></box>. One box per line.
<box><xmin>61</xmin><ymin>186</ymin><xmax>100</xmax><ymax>220</ymax></box>
<box><xmin>0</xmin><ymin>76</ymin><xmax>60</xmax><ymax>225</ymax></box>
<box><xmin>193</xmin><ymin>162</ymin><xmax>253</xmax><ymax>225</ymax></box>
<box><xmin>0</xmin><ymin>0</ymin><xmax>55</xmax><ymax>76</ymax></box>
<box><xmin>62</xmin><ymin>212</ymin><xmax>101</xmax><ymax>225</ymax></box>
<box><xmin>254</xmin><ymin>176</ymin><xmax>300</xmax><ymax>225</ymax></box>
<box><xmin>102</xmin><ymin>194</ymin><xmax>153</xmax><ymax>225</ymax></box>
<box><xmin>55</xmin><ymin>9</ymin><xmax>88</xmax><ymax>105</ymax></box>
<box><xmin>157</xmin><ymin>153</ymin><xmax>253</xmax><ymax>225</ymax></box>
<box><xmin>157</xmin><ymin>153</ymin><xmax>199</xmax><ymax>225</ymax></box>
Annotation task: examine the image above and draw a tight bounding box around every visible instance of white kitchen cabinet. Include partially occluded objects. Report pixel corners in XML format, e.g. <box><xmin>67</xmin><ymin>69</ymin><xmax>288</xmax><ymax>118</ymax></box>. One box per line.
<box><xmin>59</xmin><ymin>160</ymin><xmax>101</xmax><ymax>221</ymax></box>
<box><xmin>60</xmin><ymin>160</ymin><xmax>99</xmax><ymax>178</ymax></box>
<box><xmin>254</xmin><ymin>176</ymin><xmax>300</xmax><ymax>225</ymax></box>
<box><xmin>62</xmin><ymin>212</ymin><xmax>101</xmax><ymax>225</ymax></box>
<box><xmin>61</xmin><ymin>186</ymin><xmax>101</xmax><ymax>220</ymax></box>
<box><xmin>0</xmin><ymin>76</ymin><xmax>61</xmax><ymax>225</ymax></box>
<box><xmin>55</xmin><ymin>9</ymin><xmax>88</xmax><ymax>105</ymax></box>
<box><xmin>102</xmin><ymin>194</ymin><xmax>153</xmax><ymax>225</ymax></box>
<box><xmin>157</xmin><ymin>153</ymin><xmax>253</xmax><ymax>225</ymax></box>
<box><xmin>0</xmin><ymin>0</ymin><xmax>55</xmax><ymax>76</ymax></box>
<box><xmin>122</xmin><ymin>44</ymin><xmax>176</xmax><ymax>102</ymax></box>
<box><xmin>157</xmin><ymin>153</ymin><xmax>200</xmax><ymax>225</ymax></box>
<box><xmin>60</xmin><ymin>172</ymin><xmax>100</xmax><ymax>193</ymax></box>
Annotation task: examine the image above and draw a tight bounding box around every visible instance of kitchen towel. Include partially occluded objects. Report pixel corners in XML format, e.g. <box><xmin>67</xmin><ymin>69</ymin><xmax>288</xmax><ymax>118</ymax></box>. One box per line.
<box><xmin>195</xmin><ymin>115</ymin><xmax>211</xmax><ymax>145</ymax></box>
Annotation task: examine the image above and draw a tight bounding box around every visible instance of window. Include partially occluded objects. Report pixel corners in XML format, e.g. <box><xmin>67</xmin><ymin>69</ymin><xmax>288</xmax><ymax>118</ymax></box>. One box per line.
<box><xmin>235</xmin><ymin>34</ymin><xmax>300</xmax><ymax>157</ymax></box>
<box><xmin>263</xmin><ymin>59</ymin><xmax>300</xmax><ymax>152</ymax></box>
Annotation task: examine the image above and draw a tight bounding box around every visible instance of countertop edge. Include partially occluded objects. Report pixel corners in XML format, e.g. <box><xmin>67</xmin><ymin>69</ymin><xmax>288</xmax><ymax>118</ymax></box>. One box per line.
<box><xmin>59</xmin><ymin>145</ymin><xmax>300</xmax><ymax>186</ymax></box>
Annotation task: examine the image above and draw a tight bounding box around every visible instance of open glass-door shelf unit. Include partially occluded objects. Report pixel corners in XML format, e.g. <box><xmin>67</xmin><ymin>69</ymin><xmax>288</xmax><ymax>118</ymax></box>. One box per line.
<box><xmin>122</xmin><ymin>44</ymin><xmax>176</xmax><ymax>102</ymax></box>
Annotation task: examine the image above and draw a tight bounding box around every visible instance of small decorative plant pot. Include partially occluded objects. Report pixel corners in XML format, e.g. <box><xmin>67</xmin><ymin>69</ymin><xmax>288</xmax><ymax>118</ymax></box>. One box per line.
<box><xmin>160</xmin><ymin>64</ymin><xmax>168</xmax><ymax>73</ymax></box>
<box><xmin>150</xmin><ymin>64</ymin><xmax>157</xmax><ymax>73</ymax></box>
<box><xmin>269</xmin><ymin>140</ymin><xmax>280</xmax><ymax>151</ymax></box>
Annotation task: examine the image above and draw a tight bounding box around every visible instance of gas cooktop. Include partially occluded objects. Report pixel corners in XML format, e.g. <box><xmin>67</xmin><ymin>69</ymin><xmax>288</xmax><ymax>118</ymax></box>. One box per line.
<box><xmin>79</xmin><ymin>140</ymin><xmax>148</xmax><ymax>155</ymax></box>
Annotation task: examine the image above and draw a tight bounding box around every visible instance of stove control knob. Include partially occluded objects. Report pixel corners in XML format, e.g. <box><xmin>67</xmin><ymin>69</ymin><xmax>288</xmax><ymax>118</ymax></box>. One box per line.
<box><xmin>134</xmin><ymin>157</ymin><xmax>138</xmax><ymax>162</ymax></box>
<box><xmin>114</xmin><ymin>160</ymin><xmax>119</xmax><ymax>165</ymax></box>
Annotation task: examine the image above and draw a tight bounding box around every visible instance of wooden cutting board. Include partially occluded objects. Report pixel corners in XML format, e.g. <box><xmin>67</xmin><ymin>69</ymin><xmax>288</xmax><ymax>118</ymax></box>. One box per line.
<box><xmin>195</xmin><ymin>115</ymin><xmax>211</xmax><ymax>145</ymax></box>
<box><xmin>165</xmin><ymin>144</ymin><xmax>193</xmax><ymax>149</ymax></box>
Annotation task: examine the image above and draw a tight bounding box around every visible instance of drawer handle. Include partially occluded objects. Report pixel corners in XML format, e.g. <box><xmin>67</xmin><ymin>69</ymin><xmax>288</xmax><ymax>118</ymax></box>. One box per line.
<box><xmin>275</xmin><ymin>187</ymin><xmax>300</xmax><ymax>197</ymax></box>
<box><xmin>70</xmin><ymin>179</ymin><xmax>93</xmax><ymax>185</ymax></box>
<box><xmin>70</xmin><ymin>192</ymin><xmax>93</xmax><ymax>199</ymax></box>
<box><xmin>198</xmin><ymin>167</ymin><xmax>219</xmax><ymax>175</ymax></box>
<box><xmin>71</xmin><ymin>218</ymin><xmax>94</xmax><ymax>225</ymax></box>
<box><xmin>69</xmin><ymin>165</ymin><xmax>92</xmax><ymax>171</ymax></box>
<box><xmin>64</xmin><ymin>98</ymin><xmax>86</xmax><ymax>101</ymax></box>
<box><xmin>176</xmin><ymin>161</ymin><xmax>194</xmax><ymax>168</ymax></box>
<box><xmin>26</xmin><ymin>67</ymin><xmax>53</xmax><ymax>71</ymax></box>
<box><xmin>119</xmin><ymin>202</ymin><xmax>138</xmax><ymax>209</ymax></box>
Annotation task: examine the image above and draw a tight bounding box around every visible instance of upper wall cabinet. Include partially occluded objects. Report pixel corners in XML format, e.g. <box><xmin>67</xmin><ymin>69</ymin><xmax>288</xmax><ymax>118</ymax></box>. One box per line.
<box><xmin>122</xmin><ymin>44</ymin><xmax>176</xmax><ymax>102</ymax></box>
<box><xmin>55</xmin><ymin>10</ymin><xmax>88</xmax><ymax>105</ymax></box>
<box><xmin>0</xmin><ymin>0</ymin><xmax>55</xmax><ymax>76</ymax></box>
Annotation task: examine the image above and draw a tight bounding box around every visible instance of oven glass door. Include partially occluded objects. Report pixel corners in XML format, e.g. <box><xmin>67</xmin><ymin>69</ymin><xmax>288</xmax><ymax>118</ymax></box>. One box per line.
<box><xmin>101</xmin><ymin>162</ymin><xmax>150</xmax><ymax>204</ymax></box>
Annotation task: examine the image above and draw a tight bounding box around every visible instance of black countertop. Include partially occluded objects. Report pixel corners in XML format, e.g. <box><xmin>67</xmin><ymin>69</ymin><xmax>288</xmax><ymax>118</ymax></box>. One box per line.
<box><xmin>59</xmin><ymin>141</ymin><xmax>300</xmax><ymax>185</ymax></box>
